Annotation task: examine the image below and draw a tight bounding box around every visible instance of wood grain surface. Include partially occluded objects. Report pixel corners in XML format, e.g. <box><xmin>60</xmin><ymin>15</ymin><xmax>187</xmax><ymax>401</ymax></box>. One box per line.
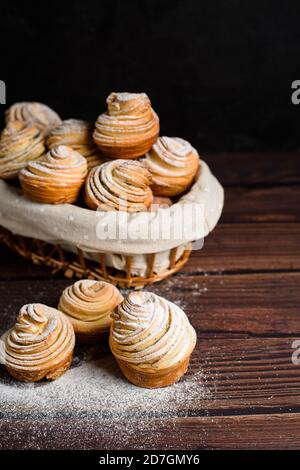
<box><xmin>0</xmin><ymin>152</ymin><xmax>299</xmax><ymax>450</ymax></box>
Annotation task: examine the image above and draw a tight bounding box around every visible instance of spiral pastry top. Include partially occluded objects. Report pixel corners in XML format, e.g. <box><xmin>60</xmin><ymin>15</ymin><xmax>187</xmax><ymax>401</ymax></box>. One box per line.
<box><xmin>19</xmin><ymin>145</ymin><xmax>88</xmax><ymax>204</ymax></box>
<box><xmin>5</xmin><ymin>101</ymin><xmax>61</xmax><ymax>136</ymax></box>
<box><xmin>58</xmin><ymin>280</ymin><xmax>123</xmax><ymax>335</ymax></box>
<box><xmin>1</xmin><ymin>303</ymin><xmax>75</xmax><ymax>381</ymax></box>
<box><xmin>47</xmin><ymin>119</ymin><xmax>103</xmax><ymax>169</ymax></box>
<box><xmin>85</xmin><ymin>159</ymin><xmax>153</xmax><ymax>212</ymax></box>
<box><xmin>144</xmin><ymin>136</ymin><xmax>200</xmax><ymax>196</ymax></box>
<box><xmin>0</xmin><ymin>121</ymin><xmax>46</xmax><ymax>179</ymax></box>
<box><xmin>93</xmin><ymin>92</ymin><xmax>159</xmax><ymax>159</ymax></box>
<box><xmin>110</xmin><ymin>291</ymin><xmax>196</xmax><ymax>372</ymax></box>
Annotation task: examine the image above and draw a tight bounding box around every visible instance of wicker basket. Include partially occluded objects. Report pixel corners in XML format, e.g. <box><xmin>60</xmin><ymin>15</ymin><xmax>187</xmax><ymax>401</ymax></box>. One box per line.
<box><xmin>0</xmin><ymin>160</ymin><xmax>223</xmax><ymax>288</ymax></box>
<box><xmin>0</xmin><ymin>226</ymin><xmax>192</xmax><ymax>288</ymax></box>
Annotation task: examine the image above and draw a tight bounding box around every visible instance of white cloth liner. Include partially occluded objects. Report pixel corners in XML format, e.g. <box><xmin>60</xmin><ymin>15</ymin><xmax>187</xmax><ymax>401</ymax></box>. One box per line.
<box><xmin>0</xmin><ymin>160</ymin><xmax>224</xmax><ymax>275</ymax></box>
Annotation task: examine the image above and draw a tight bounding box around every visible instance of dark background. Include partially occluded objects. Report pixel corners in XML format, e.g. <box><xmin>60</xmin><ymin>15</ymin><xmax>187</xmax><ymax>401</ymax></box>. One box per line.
<box><xmin>1</xmin><ymin>0</ymin><xmax>300</xmax><ymax>151</ymax></box>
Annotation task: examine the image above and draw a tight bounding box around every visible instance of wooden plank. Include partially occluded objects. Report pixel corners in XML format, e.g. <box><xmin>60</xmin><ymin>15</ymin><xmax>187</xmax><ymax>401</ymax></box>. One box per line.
<box><xmin>0</xmin><ymin>271</ymin><xmax>299</xmax><ymax>335</ymax></box>
<box><xmin>1</xmin><ymin>334</ymin><xmax>300</xmax><ymax>448</ymax></box>
<box><xmin>1</xmin><ymin>223</ymin><xmax>300</xmax><ymax>280</ymax></box>
<box><xmin>1</xmin><ymin>413</ymin><xmax>300</xmax><ymax>449</ymax></box>
<box><xmin>222</xmin><ymin>186</ymin><xmax>300</xmax><ymax>223</ymax></box>
<box><xmin>185</xmin><ymin>223</ymin><xmax>300</xmax><ymax>273</ymax></box>
<box><xmin>151</xmin><ymin>272</ymin><xmax>300</xmax><ymax>335</ymax></box>
<box><xmin>0</xmin><ymin>245</ymin><xmax>55</xmax><ymax>280</ymax></box>
<box><xmin>205</xmin><ymin>152</ymin><xmax>300</xmax><ymax>186</ymax></box>
<box><xmin>0</xmin><ymin>275</ymin><xmax>299</xmax><ymax>447</ymax></box>
<box><xmin>170</xmin><ymin>414</ymin><xmax>300</xmax><ymax>450</ymax></box>
<box><xmin>0</xmin><ymin>279</ymin><xmax>71</xmax><ymax>331</ymax></box>
<box><xmin>195</xmin><ymin>336</ymin><xmax>300</xmax><ymax>411</ymax></box>
<box><xmin>0</xmin><ymin>272</ymin><xmax>299</xmax><ymax>336</ymax></box>
<box><xmin>0</xmin><ymin>277</ymin><xmax>299</xmax><ymax>412</ymax></box>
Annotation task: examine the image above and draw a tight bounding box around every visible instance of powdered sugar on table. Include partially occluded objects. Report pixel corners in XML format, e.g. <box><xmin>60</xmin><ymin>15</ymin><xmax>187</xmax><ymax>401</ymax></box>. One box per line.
<box><xmin>0</xmin><ymin>345</ymin><xmax>209</xmax><ymax>449</ymax></box>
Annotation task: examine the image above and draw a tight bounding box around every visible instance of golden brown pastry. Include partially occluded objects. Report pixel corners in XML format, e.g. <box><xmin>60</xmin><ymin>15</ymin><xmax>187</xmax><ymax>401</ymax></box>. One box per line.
<box><xmin>85</xmin><ymin>159</ymin><xmax>153</xmax><ymax>212</ymax></box>
<box><xmin>109</xmin><ymin>291</ymin><xmax>197</xmax><ymax>388</ymax></box>
<box><xmin>0</xmin><ymin>303</ymin><xmax>75</xmax><ymax>382</ymax></box>
<box><xmin>93</xmin><ymin>92</ymin><xmax>159</xmax><ymax>159</ymax></box>
<box><xmin>85</xmin><ymin>153</ymin><xmax>107</xmax><ymax>171</ymax></box>
<box><xmin>19</xmin><ymin>145</ymin><xmax>88</xmax><ymax>204</ymax></box>
<box><xmin>58</xmin><ymin>279</ymin><xmax>123</xmax><ymax>343</ymax></box>
<box><xmin>144</xmin><ymin>136</ymin><xmax>200</xmax><ymax>197</ymax></box>
<box><xmin>47</xmin><ymin>119</ymin><xmax>104</xmax><ymax>170</ymax></box>
<box><xmin>5</xmin><ymin>101</ymin><xmax>61</xmax><ymax>136</ymax></box>
<box><xmin>0</xmin><ymin>121</ymin><xmax>46</xmax><ymax>179</ymax></box>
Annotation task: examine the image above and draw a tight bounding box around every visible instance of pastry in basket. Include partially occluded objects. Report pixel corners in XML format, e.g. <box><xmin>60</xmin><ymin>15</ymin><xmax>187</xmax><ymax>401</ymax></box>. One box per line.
<box><xmin>58</xmin><ymin>279</ymin><xmax>123</xmax><ymax>343</ymax></box>
<box><xmin>0</xmin><ymin>303</ymin><xmax>75</xmax><ymax>382</ymax></box>
<box><xmin>5</xmin><ymin>101</ymin><xmax>61</xmax><ymax>136</ymax></box>
<box><xmin>93</xmin><ymin>92</ymin><xmax>159</xmax><ymax>159</ymax></box>
<box><xmin>0</xmin><ymin>120</ymin><xmax>46</xmax><ymax>180</ymax></box>
<box><xmin>85</xmin><ymin>159</ymin><xmax>153</xmax><ymax>212</ymax></box>
<box><xmin>0</xmin><ymin>88</ymin><xmax>224</xmax><ymax>287</ymax></box>
<box><xmin>47</xmin><ymin>119</ymin><xmax>104</xmax><ymax>170</ymax></box>
<box><xmin>19</xmin><ymin>145</ymin><xmax>88</xmax><ymax>204</ymax></box>
<box><xmin>109</xmin><ymin>291</ymin><xmax>197</xmax><ymax>388</ymax></box>
<box><xmin>144</xmin><ymin>136</ymin><xmax>200</xmax><ymax>196</ymax></box>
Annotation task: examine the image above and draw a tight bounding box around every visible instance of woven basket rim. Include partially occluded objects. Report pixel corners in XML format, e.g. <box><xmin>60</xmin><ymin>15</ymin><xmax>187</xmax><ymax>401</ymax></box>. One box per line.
<box><xmin>0</xmin><ymin>226</ymin><xmax>192</xmax><ymax>288</ymax></box>
<box><xmin>0</xmin><ymin>160</ymin><xmax>224</xmax><ymax>255</ymax></box>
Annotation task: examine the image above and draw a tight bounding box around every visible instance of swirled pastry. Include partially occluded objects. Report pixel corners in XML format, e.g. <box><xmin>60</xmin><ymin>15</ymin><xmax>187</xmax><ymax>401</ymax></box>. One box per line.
<box><xmin>85</xmin><ymin>159</ymin><xmax>153</xmax><ymax>212</ymax></box>
<box><xmin>58</xmin><ymin>280</ymin><xmax>123</xmax><ymax>343</ymax></box>
<box><xmin>0</xmin><ymin>303</ymin><xmax>75</xmax><ymax>382</ymax></box>
<box><xmin>19</xmin><ymin>145</ymin><xmax>88</xmax><ymax>204</ymax></box>
<box><xmin>144</xmin><ymin>136</ymin><xmax>200</xmax><ymax>196</ymax></box>
<box><xmin>93</xmin><ymin>92</ymin><xmax>159</xmax><ymax>159</ymax></box>
<box><xmin>47</xmin><ymin>119</ymin><xmax>104</xmax><ymax>170</ymax></box>
<box><xmin>110</xmin><ymin>291</ymin><xmax>197</xmax><ymax>388</ymax></box>
<box><xmin>5</xmin><ymin>101</ymin><xmax>61</xmax><ymax>136</ymax></box>
<box><xmin>0</xmin><ymin>121</ymin><xmax>46</xmax><ymax>179</ymax></box>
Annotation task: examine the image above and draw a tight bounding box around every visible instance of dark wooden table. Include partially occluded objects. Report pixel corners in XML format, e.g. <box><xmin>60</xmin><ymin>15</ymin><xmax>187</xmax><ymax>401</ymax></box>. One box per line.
<box><xmin>1</xmin><ymin>152</ymin><xmax>300</xmax><ymax>450</ymax></box>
